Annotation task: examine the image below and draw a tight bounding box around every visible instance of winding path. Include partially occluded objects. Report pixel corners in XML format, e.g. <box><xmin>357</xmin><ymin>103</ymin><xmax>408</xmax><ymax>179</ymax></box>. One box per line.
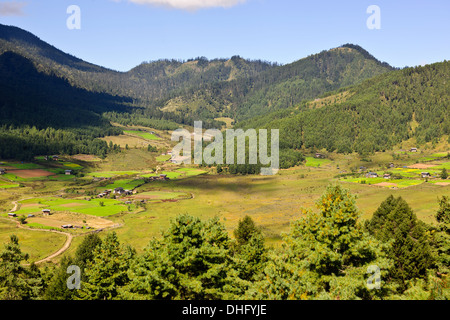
<box><xmin>8</xmin><ymin>199</ymin><xmax>121</xmax><ymax>265</ymax></box>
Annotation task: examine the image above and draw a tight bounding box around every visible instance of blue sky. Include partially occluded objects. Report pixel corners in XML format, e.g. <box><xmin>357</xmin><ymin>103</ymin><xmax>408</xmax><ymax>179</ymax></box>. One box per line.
<box><xmin>0</xmin><ymin>0</ymin><xmax>449</xmax><ymax>71</ymax></box>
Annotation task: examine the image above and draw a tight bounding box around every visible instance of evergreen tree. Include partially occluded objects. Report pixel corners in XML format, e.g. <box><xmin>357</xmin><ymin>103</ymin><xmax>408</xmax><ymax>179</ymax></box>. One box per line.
<box><xmin>431</xmin><ymin>196</ymin><xmax>450</xmax><ymax>275</ymax></box>
<box><xmin>43</xmin><ymin>256</ymin><xmax>76</xmax><ymax>300</ymax></box>
<box><xmin>74</xmin><ymin>233</ymin><xmax>102</xmax><ymax>282</ymax></box>
<box><xmin>250</xmin><ymin>185</ymin><xmax>394</xmax><ymax>300</ymax></box>
<box><xmin>441</xmin><ymin>168</ymin><xmax>448</xmax><ymax>180</ymax></box>
<box><xmin>121</xmin><ymin>214</ymin><xmax>245</xmax><ymax>300</ymax></box>
<box><xmin>366</xmin><ymin>195</ymin><xmax>435</xmax><ymax>292</ymax></box>
<box><xmin>232</xmin><ymin>216</ymin><xmax>267</xmax><ymax>282</ymax></box>
<box><xmin>78</xmin><ymin>232</ymin><xmax>135</xmax><ymax>300</ymax></box>
<box><xmin>0</xmin><ymin>235</ymin><xmax>43</xmax><ymax>300</ymax></box>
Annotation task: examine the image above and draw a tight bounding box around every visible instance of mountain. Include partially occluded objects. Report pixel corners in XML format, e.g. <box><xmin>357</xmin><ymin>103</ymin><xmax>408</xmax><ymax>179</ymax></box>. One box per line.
<box><xmin>155</xmin><ymin>44</ymin><xmax>397</xmax><ymax>121</ymax></box>
<box><xmin>238</xmin><ymin>60</ymin><xmax>450</xmax><ymax>155</ymax></box>
<box><xmin>0</xmin><ymin>23</ymin><xmax>395</xmax><ymax>123</ymax></box>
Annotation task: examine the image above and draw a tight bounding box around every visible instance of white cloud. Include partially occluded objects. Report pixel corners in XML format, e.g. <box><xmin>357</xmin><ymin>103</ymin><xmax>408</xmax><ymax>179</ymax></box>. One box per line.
<box><xmin>123</xmin><ymin>0</ymin><xmax>247</xmax><ymax>11</ymax></box>
<box><xmin>0</xmin><ymin>2</ymin><xmax>27</xmax><ymax>16</ymax></box>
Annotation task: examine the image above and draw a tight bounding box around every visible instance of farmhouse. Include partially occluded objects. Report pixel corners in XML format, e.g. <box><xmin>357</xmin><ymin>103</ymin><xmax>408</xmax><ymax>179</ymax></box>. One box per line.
<box><xmin>61</xmin><ymin>224</ymin><xmax>73</xmax><ymax>229</ymax></box>
<box><xmin>65</xmin><ymin>170</ymin><xmax>73</xmax><ymax>175</ymax></box>
<box><xmin>389</xmin><ymin>163</ymin><xmax>395</xmax><ymax>168</ymax></box>
<box><xmin>52</xmin><ymin>155</ymin><xmax>59</xmax><ymax>161</ymax></box>
<box><xmin>159</xmin><ymin>174</ymin><xmax>169</xmax><ymax>181</ymax></box>
<box><xmin>42</xmin><ymin>209</ymin><xmax>51</xmax><ymax>216</ymax></box>
<box><xmin>315</xmin><ymin>153</ymin><xmax>326</xmax><ymax>159</ymax></box>
<box><xmin>0</xmin><ymin>168</ymin><xmax>5</xmax><ymax>175</ymax></box>
<box><xmin>410</xmin><ymin>148</ymin><xmax>418</xmax><ymax>152</ymax></box>
<box><xmin>27</xmin><ymin>214</ymin><xmax>35</xmax><ymax>218</ymax></box>
<box><xmin>114</xmin><ymin>187</ymin><xmax>125</xmax><ymax>195</ymax></box>
<box><xmin>366</xmin><ymin>172</ymin><xmax>378</xmax><ymax>178</ymax></box>
<box><xmin>421</xmin><ymin>172</ymin><xmax>431</xmax><ymax>178</ymax></box>
<box><xmin>383</xmin><ymin>174</ymin><xmax>391</xmax><ymax>179</ymax></box>
<box><xmin>8</xmin><ymin>213</ymin><xmax>17</xmax><ymax>217</ymax></box>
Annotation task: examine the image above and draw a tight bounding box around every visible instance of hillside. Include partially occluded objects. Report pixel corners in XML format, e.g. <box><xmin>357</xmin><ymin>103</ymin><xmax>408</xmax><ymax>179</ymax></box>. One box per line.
<box><xmin>157</xmin><ymin>44</ymin><xmax>396</xmax><ymax>121</ymax></box>
<box><xmin>238</xmin><ymin>60</ymin><xmax>450</xmax><ymax>155</ymax></box>
<box><xmin>0</xmin><ymin>24</ymin><xmax>395</xmax><ymax>124</ymax></box>
<box><xmin>0</xmin><ymin>51</ymin><xmax>125</xmax><ymax>159</ymax></box>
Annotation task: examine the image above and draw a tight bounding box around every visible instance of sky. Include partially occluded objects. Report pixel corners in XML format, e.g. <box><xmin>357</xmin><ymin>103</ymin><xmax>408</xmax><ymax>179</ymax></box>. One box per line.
<box><xmin>0</xmin><ymin>0</ymin><xmax>449</xmax><ymax>72</ymax></box>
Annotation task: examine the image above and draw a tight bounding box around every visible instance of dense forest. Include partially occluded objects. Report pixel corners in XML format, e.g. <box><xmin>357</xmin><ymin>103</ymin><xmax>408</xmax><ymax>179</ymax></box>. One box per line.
<box><xmin>238</xmin><ymin>60</ymin><xmax>450</xmax><ymax>156</ymax></box>
<box><xmin>0</xmin><ymin>51</ymin><xmax>125</xmax><ymax>159</ymax></box>
<box><xmin>1</xmin><ymin>186</ymin><xmax>448</xmax><ymax>300</ymax></box>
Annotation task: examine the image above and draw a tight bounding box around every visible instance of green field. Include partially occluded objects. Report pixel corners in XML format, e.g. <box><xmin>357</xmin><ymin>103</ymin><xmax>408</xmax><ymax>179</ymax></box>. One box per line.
<box><xmin>0</xmin><ymin>179</ymin><xmax>20</xmax><ymax>189</ymax></box>
<box><xmin>15</xmin><ymin>197</ymin><xmax>128</xmax><ymax>217</ymax></box>
<box><xmin>156</xmin><ymin>154</ymin><xmax>171</xmax><ymax>162</ymax></box>
<box><xmin>124</xmin><ymin>130</ymin><xmax>160</xmax><ymax>140</ymax></box>
<box><xmin>0</xmin><ymin>219</ymin><xmax>66</xmax><ymax>262</ymax></box>
<box><xmin>102</xmin><ymin>179</ymin><xmax>146</xmax><ymax>191</ymax></box>
<box><xmin>89</xmin><ymin>171</ymin><xmax>142</xmax><ymax>178</ymax></box>
<box><xmin>305</xmin><ymin>156</ymin><xmax>332</xmax><ymax>167</ymax></box>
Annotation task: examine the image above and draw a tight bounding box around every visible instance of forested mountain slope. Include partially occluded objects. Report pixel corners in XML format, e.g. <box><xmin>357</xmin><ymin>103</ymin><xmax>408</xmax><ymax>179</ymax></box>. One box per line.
<box><xmin>157</xmin><ymin>44</ymin><xmax>396</xmax><ymax>120</ymax></box>
<box><xmin>0</xmin><ymin>24</ymin><xmax>395</xmax><ymax>123</ymax></box>
<box><xmin>238</xmin><ymin>60</ymin><xmax>450</xmax><ymax>155</ymax></box>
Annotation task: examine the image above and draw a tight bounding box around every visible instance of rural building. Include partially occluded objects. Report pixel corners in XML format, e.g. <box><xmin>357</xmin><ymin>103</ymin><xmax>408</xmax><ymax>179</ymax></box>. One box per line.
<box><xmin>65</xmin><ymin>170</ymin><xmax>73</xmax><ymax>175</ymax></box>
<box><xmin>0</xmin><ymin>168</ymin><xmax>5</xmax><ymax>175</ymax></box>
<box><xmin>125</xmin><ymin>201</ymin><xmax>132</xmax><ymax>205</ymax></box>
<box><xmin>42</xmin><ymin>209</ymin><xmax>51</xmax><ymax>216</ymax></box>
<box><xmin>114</xmin><ymin>187</ymin><xmax>125</xmax><ymax>194</ymax></box>
<box><xmin>389</xmin><ymin>163</ymin><xmax>395</xmax><ymax>168</ymax></box>
<box><xmin>315</xmin><ymin>153</ymin><xmax>326</xmax><ymax>159</ymax></box>
<box><xmin>366</xmin><ymin>172</ymin><xmax>378</xmax><ymax>178</ymax></box>
<box><xmin>410</xmin><ymin>148</ymin><xmax>418</xmax><ymax>152</ymax></box>
<box><xmin>52</xmin><ymin>155</ymin><xmax>59</xmax><ymax>161</ymax></box>
<box><xmin>61</xmin><ymin>224</ymin><xmax>73</xmax><ymax>229</ymax></box>
<box><xmin>421</xmin><ymin>172</ymin><xmax>431</xmax><ymax>178</ymax></box>
<box><xmin>8</xmin><ymin>213</ymin><xmax>17</xmax><ymax>217</ymax></box>
<box><xmin>383</xmin><ymin>174</ymin><xmax>391</xmax><ymax>179</ymax></box>
<box><xmin>27</xmin><ymin>214</ymin><xmax>35</xmax><ymax>218</ymax></box>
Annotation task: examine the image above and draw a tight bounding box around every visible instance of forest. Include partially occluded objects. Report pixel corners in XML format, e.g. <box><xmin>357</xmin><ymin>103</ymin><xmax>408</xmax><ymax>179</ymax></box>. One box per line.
<box><xmin>238</xmin><ymin>60</ymin><xmax>450</xmax><ymax>156</ymax></box>
<box><xmin>1</xmin><ymin>186</ymin><xmax>448</xmax><ymax>300</ymax></box>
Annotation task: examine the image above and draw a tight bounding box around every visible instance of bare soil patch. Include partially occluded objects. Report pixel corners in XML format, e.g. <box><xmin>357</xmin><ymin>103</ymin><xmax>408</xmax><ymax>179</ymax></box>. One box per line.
<box><xmin>29</xmin><ymin>212</ymin><xmax>115</xmax><ymax>229</ymax></box>
<box><xmin>374</xmin><ymin>182</ymin><xmax>398</xmax><ymax>187</ymax></box>
<box><xmin>407</xmin><ymin>163</ymin><xmax>437</xmax><ymax>169</ymax></box>
<box><xmin>14</xmin><ymin>169</ymin><xmax>56</xmax><ymax>178</ymax></box>
<box><xmin>435</xmin><ymin>182</ymin><xmax>450</xmax><ymax>186</ymax></box>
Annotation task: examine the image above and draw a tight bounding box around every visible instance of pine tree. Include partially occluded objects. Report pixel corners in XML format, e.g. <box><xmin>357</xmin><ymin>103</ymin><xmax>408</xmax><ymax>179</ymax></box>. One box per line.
<box><xmin>367</xmin><ymin>195</ymin><xmax>435</xmax><ymax>292</ymax></box>
<box><xmin>0</xmin><ymin>235</ymin><xmax>43</xmax><ymax>300</ymax></box>
<box><xmin>78</xmin><ymin>232</ymin><xmax>135</xmax><ymax>300</ymax></box>
<box><xmin>250</xmin><ymin>185</ymin><xmax>394</xmax><ymax>300</ymax></box>
<box><xmin>43</xmin><ymin>256</ymin><xmax>76</xmax><ymax>300</ymax></box>
<box><xmin>121</xmin><ymin>214</ymin><xmax>245</xmax><ymax>300</ymax></box>
<box><xmin>232</xmin><ymin>216</ymin><xmax>267</xmax><ymax>282</ymax></box>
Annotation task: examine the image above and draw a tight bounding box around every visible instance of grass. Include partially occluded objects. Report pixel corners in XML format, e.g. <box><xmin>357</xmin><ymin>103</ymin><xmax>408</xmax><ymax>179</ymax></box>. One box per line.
<box><xmin>305</xmin><ymin>156</ymin><xmax>332</xmax><ymax>167</ymax></box>
<box><xmin>102</xmin><ymin>179</ymin><xmax>146</xmax><ymax>191</ymax></box>
<box><xmin>156</xmin><ymin>155</ymin><xmax>171</xmax><ymax>162</ymax></box>
<box><xmin>15</xmin><ymin>197</ymin><xmax>128</xmax><ymax>217</ymax></box>
<box><xmin>26</xmin><ymin>222</ymin><xmax>62</xmax><ymax>231</ymax></box>
<box><xmin>0</xmin><ymin>179</ymin><xmax>20</xmax><ymax>188</ymax></box>
<box><xmin>124</xmin><ymin>130</ymin><xmax>160</xmax><ymax>140</ymax></box>
<box><xmin>0</xmin><ymin>219</ymin><xmax>67</xmax><ymax>262</ymax></box>
<box><xmin>89</xmin><ymin>171</ymin><xmax>142</xmax><ymax>178</ymax></box>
